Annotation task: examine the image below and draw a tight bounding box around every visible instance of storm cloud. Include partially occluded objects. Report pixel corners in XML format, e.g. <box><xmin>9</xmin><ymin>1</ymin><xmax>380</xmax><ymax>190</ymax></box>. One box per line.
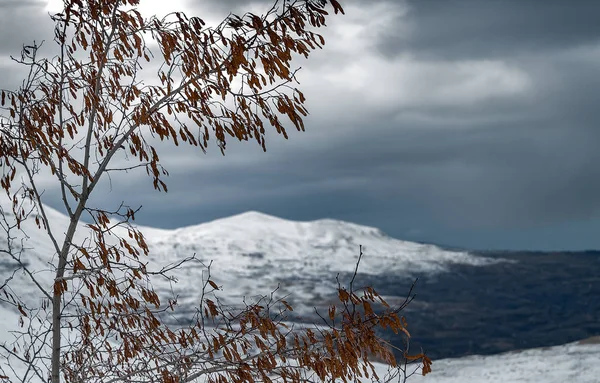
<box><xmin>1</xmin><ymin>0</ymin><xmax>600</xmax><ymax>250</ymax></box>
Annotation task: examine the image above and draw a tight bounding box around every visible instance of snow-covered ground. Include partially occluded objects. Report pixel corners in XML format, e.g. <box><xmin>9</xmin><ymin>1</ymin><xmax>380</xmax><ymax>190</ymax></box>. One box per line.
<box><xmin>405</xmin><ymin>338</ymin><xmax>600</xmax><ymax>383</ymax></box>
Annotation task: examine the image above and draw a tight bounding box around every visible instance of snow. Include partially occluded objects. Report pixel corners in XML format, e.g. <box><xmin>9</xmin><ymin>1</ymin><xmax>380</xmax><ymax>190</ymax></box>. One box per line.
<box><xmin>393</xmin><ymin>339</ymin><xmax>600</xmax><ymax>383</ymax></box>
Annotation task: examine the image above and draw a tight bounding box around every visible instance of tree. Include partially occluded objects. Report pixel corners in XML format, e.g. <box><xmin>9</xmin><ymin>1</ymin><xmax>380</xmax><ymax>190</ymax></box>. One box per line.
<box><xmin>0</xmin><ymin>0</ymin><xmax>431</xmax><ymax>382</ymax></box>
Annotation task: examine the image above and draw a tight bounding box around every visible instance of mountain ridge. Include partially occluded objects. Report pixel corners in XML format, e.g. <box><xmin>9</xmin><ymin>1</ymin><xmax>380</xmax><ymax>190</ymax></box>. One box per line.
<box><xmin>0</xmin><ymin>198</ymin><xmax>501</xmax><ymax>311</ymax></box>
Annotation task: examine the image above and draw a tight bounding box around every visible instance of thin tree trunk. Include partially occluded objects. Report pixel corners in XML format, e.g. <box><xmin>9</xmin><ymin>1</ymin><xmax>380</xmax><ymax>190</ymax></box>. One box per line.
<box><xmin>51</xmin><ymin>203</ymin><xmax>85</xmax><ymax>383</ymax></box>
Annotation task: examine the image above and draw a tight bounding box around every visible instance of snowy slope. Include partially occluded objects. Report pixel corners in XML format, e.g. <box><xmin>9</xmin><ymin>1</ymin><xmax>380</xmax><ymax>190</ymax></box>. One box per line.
<box><xmin>0</xmin><ymin>201</ymin><xmax>92</xmax><ymax>308</ymax></box>
<box><xmin>403</xmin><ymin>338</ymin><xmax>600</xmax><ymax>383</ymax></box>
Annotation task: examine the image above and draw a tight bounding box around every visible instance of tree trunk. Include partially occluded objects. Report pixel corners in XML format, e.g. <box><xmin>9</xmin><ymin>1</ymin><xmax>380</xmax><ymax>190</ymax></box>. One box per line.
<box><xmin>51</xmin><ymin>205</ymin><xmax>85</xmax><ymax>383</ymax></box>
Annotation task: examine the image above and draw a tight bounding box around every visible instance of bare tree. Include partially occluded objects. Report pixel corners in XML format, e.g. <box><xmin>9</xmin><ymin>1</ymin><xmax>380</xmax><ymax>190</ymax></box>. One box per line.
<box><xmin>0</xmin><ymin>1</ymin><xmax>431</xmax><ymax>382</ymax></box>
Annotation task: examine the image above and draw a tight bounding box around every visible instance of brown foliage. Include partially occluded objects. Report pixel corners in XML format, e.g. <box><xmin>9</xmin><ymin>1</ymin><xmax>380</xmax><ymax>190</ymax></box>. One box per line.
<box><xmin>0</xmin><ymin>1</ymin><xmax>430</xmax><ymax>382</ymax></box>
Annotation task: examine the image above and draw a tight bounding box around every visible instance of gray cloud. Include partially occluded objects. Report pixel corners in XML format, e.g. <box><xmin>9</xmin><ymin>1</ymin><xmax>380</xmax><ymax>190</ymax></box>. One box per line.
<box><xmin>2</xmin><ymin>0</ymin><xmax>600</xmax><ymax>250</ymax></box>
<box><xmin>378</xmin><ymin>0</ymin><xmax>600</xmax><ymax>60</ymax></box>
<box><xmin>0</xmin><ymin>1</ymin><xmax>53</xmax><ymax>55</ymax></box>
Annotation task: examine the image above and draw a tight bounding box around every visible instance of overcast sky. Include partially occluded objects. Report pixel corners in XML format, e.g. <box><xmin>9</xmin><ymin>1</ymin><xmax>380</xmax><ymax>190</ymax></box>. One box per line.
<box><xmin>2</xmin><ymin>0</ymin><xmax>600</xmax><ymax>251</ymax></box>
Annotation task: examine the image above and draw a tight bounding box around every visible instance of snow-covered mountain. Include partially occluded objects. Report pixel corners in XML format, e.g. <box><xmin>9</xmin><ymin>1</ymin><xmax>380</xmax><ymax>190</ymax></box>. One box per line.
<box><xmin>0</xmin><ymin>200</ymin><xmax>501</xmax><ymax>315</ymax></box>
<box><xmin>143</xmin><ymin>210</ymin><xmax>503</xmax><ymax>313</ymax></box>
<box><xmin>4</xmin><ymin>200</ymin><xmax>598</xmax><ymax>382</ymax></box>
